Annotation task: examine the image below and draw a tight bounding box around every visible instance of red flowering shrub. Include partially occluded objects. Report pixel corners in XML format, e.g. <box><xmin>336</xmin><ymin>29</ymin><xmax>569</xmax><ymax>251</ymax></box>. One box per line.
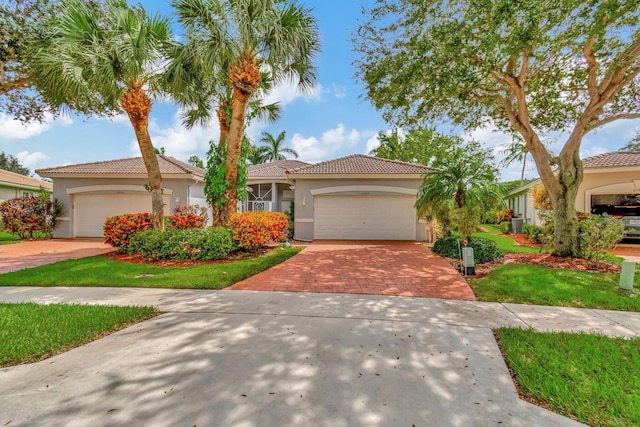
<box><xmin>496</xmin><ymin>209</ymin><xmax>514</xmax><ymax>223</ymax></box>
<box><xmin>103</xmin><ymin>213</ymin><xmax>152</xmax><ymax>248</ymax></box>
<box><xmin>165</xmin><ymin>213</ymin><xmax>206</xmax><ymax>230</ymax></box>
<box><xmin>173</xmin><ymin>204</ymin><xmax>209</xmax><ymax>224</ymax></box>
<box><xmin>227</xmin><ymin>211</ymin><xmax>289</xmax><ymax>251</ymax></box>
<box><xmin>0</xmin><ymin>195</ymin><xmax>63</xmax><ymax>238</ymax></box>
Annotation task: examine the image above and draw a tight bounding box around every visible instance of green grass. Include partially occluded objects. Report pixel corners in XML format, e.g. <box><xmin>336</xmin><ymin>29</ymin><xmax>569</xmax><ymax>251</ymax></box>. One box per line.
<box><xmin>496</xmin><ymin>328</ymin><xmax>640</xmax><ymax>427</ymax></box>
<box><xmin>0</xmin><ymin>231</ymin><xmax>21</xmax><ymax>245</ymax></box>
<box><xmin>472</xmin><ymin>224</ymin><xmax>543</xmax><ymax>253</ymax></box>
<box><xmin>0</xmin><ymin>246</ymin><xmax>303</xmax><ymax>288</ymax></box>
<box><xmin>0</xmin><ymin>303</ymin><xmax>157</xmax><ymax>367</ymax></box>
<box><xmin>470</xmin><ymin>263</ymin><xmax>640</xmax><ymax>311</ymax></box>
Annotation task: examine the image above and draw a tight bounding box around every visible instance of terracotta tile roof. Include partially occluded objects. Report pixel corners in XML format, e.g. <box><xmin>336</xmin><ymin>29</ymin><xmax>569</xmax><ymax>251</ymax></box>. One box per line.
<box><xmin>287</xmin><ymin>154</ymin><xmax>430</xmax><ymax>175</ymax></box>
<box><xmin>0</xmin><ymin>169</ymin><xmax>53</xmax><ymax>190</ymax></box>
<box><xmin>36</xmin><ymin>155</ymin><xmax>205</xmax><ymax>178</ymax></box>
<box><xmin>249</xmin><ymin>160</ymin><xmax>310</xmax><ymax>178</ymax></box>
<box><xmin>583</xmin><ymin>152</ymin><xmax>640</xmax><ymax>169</ymax></box>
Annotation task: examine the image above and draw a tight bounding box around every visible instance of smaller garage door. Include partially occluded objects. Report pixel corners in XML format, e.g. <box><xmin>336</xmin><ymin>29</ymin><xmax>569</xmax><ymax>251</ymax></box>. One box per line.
<box><xmin>314</xmin><ymin>194</ymin><xmax>416</xmax><ymax>240</ymax></box>
<box><xmin>74</xmin><ymin>194</ymin><xmax>170</xmax><ymax>237</ymax></box>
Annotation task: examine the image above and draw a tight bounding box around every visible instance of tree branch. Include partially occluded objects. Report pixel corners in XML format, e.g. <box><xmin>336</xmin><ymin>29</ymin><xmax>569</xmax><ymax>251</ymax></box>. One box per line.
<box><xmin>0</xmin><ymin>77</ymin><xmax>31</xmax><ymax>96</ymax></box>
<box><xmin>583</xmin><ymin>36</ymin><xmax>600</xmax><ymax>101</ymax></box>
<box><xmin>586</xmin><ymin>113</ymin><xmax>640</xmax><ymax>133</ymax></box>
<box><xmin>597</xmin><ymin>37</ymin><xmax>640</xmax><ymax>99</ymax></box>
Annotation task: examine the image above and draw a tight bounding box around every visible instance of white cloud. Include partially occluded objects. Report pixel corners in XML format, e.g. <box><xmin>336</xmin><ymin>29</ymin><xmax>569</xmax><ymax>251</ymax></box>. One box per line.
<box><xmin>129</xmin><ymin>109</ymin><xmax>219</xmax><ymax>161</ymax></box>
<box><xmin>262</xmin><ymin>81</ymin><xmax>325</xmax><ymax>107</ymax></box>
<box><xmin>332</xmin><ymin>84</ymin><xmax>347</xmax><ymax>99</ymax></box>
<box><xmin>366</xmin><ymin>133</ymin><xmax>381</xmax><ymax>154</ymax></box>
<box><xmin>291</xmin><ymin>124</ymin><xmax>375</xmax><ymax>163</ymax></box>
<box><xmin>15</xmin><ymin>151</ymin><xmax>50</xmax><ymax>170</ymax></box>
<box><xmin>0</xmin><ymin>113</ymin><xmax>72</xmax><ymax>141</ymax></box>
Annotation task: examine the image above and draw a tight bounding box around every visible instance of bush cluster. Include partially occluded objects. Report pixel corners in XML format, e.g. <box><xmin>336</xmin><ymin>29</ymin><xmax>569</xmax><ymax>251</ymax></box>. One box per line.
<box><xmin>165</xmin><ymin>213</ymin><xmax>206</xmax><ymax>230</ymax></box>
<box><xmin>227</xmin><ymin>211</ymin><xmax>288</xmax><ymax>251</ymax></box>
<box><xmin>0</xmin><ymin>195</ymin><xmax>63</xmax><ymax>238</ymax></box>
<box><xmin>496</xmin><ymin>209</ymin><xmax>514</xmax><ymax>223</ymax></box>
<box><xmin>521</xmin><ymin>224</ymin><xmax>544</xmax><ymax>244</ymax></box>
<box><xmin>127</xmin><ymin>227</ymin><xmax>237</xmax><ymax>261</ymax></box>
<box><xmin>498</xmin><ymin>221</ymin><xmax>512</xmax><ymax>234</ymax></box>
<box><xmin>432</xmin><ymin>236</ymin><xmax>503</xmax><ymax>264</ymax></box>
<box><xmin>579</xmin><ymin>214</ymin><xmax>625</xmax><ymax>265</ymax></box>
<box><xmin>103</xmin><ymin>213</ymin><xmax>152</xmax><ymax>247</ymax></box>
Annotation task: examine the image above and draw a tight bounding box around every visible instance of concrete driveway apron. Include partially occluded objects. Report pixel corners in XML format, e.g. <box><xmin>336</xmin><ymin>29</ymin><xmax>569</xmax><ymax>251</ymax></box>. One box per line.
<box><xmin>228</xmin><ymin>241</ymin><xmax>476</xmax><ymax>300</ymax></box>
<box><xmin>0</xmin><ymin>239</ymin><xmax>115</xmax><ymax>274</ymax></box>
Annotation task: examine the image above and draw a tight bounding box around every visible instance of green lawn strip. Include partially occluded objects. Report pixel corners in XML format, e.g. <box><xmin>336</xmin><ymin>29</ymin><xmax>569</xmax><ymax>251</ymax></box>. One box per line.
<box><xmin>0</xmin><ymin>232</ymin><xmax>21</xmax><ymax>245</ymax></box>
<box><xmin>0</xmin><ymin>303</ymin><xmax>158</xmax><ymax>367</ymax></box>
<box><xmin>470</xmin><ymin>263</ymin><xmax>640</xmax><ymax>311</ymax></box>
<box><xmin>496</xmin><ymin>328</ymin><xmax>640</xmax><ymax>427</ymax></box>
<box><xmin>0</xmin><ymin>246</ymin><xmax>303</xmax><ymax>288</ymax></box>
<box><xmin>473</xmin><ymin>225</ymin><xmax>542</xmax><ymax>253</ymax></box>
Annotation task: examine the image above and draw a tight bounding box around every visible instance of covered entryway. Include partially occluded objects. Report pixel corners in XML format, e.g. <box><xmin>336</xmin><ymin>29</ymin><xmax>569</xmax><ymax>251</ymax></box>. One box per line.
<box><xmin>73</xmin><ymin>194</ymin><xmax>170</xmax><ymax>237</ymax></box>
<box><xmin>313</xmin><ymin>194</ymin><xmax>416</xmax><ymax>240</ymax></box>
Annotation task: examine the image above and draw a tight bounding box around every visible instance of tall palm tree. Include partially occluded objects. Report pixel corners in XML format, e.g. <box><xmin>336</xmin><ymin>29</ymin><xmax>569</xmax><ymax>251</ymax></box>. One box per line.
<box><xmin>499</xmin><ymin>137</ymin><xmax>529</xmax><ymax>186</ymax></box>
<box><xmin>253</xmin><ymin>130</ymin><xmax>298</xmax><ymax>163</ymax></box>
<box><xmin>171</xmin><ymin>0</ymin><xmax>320</xmax><ymax>224</ymax></box>
<box><xmin>29</xmin><ymin>0</ymin><xmax>170</xmax><ymax>229</ymax></box>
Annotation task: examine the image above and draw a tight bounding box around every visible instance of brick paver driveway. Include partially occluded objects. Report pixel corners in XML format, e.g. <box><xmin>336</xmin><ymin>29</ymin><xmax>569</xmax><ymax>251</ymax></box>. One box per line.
<box><xmin>228</xmin><ymin>241</ymin><xmax>476</xmax><ymax>300</ymax></box>
<box><xmin>0</xmin><ymin>238</ymin><xmax>115</xmax><ymax>274</ymax></box>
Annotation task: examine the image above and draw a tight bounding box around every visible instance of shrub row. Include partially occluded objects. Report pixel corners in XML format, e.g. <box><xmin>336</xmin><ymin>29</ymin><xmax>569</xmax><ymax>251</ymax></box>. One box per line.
<box><xmin>227</xmin><ymin>211</ymin><xmax>288</xmax><ymax>251</ymax></box>
<box><xmin>432</xmin><ymin>236</ymin><xmax>503</xmax><ymax>264</ymax></box>
<box><xmin>104</xmin><ymin>213</ymin><xmax>207</xmax><ymax>248</ymax></box>
<box><xmin>127</xmin><ymin>227</ymin><xmax>237</xmax><ymax>261</ymax></box>
<box><xmin>521</xmin><ymin>224</ymin><xmax>544</xmax><ymax>244</ymax></box>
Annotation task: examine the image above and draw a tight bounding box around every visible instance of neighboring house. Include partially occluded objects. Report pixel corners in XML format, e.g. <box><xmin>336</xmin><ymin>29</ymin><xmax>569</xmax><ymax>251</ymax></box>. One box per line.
<box><xmin>243</xmin><ymin>160</ymin><xmax>310</xmax><ymax>214</ymax></box>
<box><xmin>505</xmin><ymin>152</ymin><xmax>640</xmax><ymax>226</ymax></box>
<box><xmin>287</xmin><ymin>154</ymin><xmax>432</xmax><ymax>241</ymax></box>
<box><xmin>0</xmin><ymin>169</ymin><xmax>53</xmax><ymax>203</ymax></box>
<box><xmin>36</xmin><ymin>155</ymin><xmax>207</xmax><ymax>238</ymax></box>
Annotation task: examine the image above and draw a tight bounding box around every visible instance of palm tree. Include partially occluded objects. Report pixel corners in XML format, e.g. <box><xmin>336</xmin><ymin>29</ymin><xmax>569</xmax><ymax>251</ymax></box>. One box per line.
<box><xmin>499</xmin><ymin>137</ymin><xmax>529</xmax><ymax>186</ymax></box>
<box><xmin>29</xmin><ymin>0</ymin><xmax>170</xmax><ymax>229</ymax></box>
<box><xmin>415</xmin><ymin>143</ymin><xmax>503</xmax><ymax>238</ymax></box>
<box><xmin>171</xmin><ymin>0</ymin><xmax>320</xmax><ymax>224</ymax></box>
<box><xmin>253</xmin><ymin>130</ymin><xmax>299</xmax><ymax>163</ymax></box>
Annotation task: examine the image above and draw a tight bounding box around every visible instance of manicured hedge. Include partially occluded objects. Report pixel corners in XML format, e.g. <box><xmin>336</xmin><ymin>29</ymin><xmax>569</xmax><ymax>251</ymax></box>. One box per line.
<box><xmin>104</xmin><ymin>213</ymin><xmax>152</xmax><ymax>248</ymax></box>
<box><xmin>127</xmin><ymin>227</ymin><xmax>237</xmax><ymax>261</ymax></box>
<box><xmin>227</xmin><ymin>211</ymin><xmax>288</xmax><ymax>251</ymax></box>
<box><xmin>432</xmin><ymin>235</ymin><xmax>503</xmax><ymax>263</ymax></box>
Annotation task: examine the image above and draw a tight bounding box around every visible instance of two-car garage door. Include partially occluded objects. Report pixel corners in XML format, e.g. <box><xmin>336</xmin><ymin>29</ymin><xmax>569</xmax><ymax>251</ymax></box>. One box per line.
<box><xmin>74</xmin><ymin>194</ymin><xmax>170</xmax><ymax>237</ymax></box>
<box><xmin>313</xmin><ymin>194</ymin><xmax>416</xmax><ymax>240</ymax></box>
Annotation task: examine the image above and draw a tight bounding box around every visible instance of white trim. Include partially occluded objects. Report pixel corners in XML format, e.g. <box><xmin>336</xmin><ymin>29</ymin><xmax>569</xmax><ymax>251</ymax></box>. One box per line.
<box><xmin>67</xmin><ymin>185</ymin><xmax>174</xmax><ymax>195</ymax></box>
<box><xmin>295</xmin><ymin>218</ymin><xmax>314</xmax><ymax>223</ymax></box>
<box><xmin>310</xmin><ymin>185</ymin><xmax>416</xmax><ymax>196</ymax></box>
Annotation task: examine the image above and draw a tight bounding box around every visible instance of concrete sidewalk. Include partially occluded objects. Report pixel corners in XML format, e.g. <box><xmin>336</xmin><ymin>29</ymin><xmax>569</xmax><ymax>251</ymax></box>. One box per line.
<box><xmin>2</xmin><ymin>288</ymin><xmax>637</xmax><ymax>426</ymax></box>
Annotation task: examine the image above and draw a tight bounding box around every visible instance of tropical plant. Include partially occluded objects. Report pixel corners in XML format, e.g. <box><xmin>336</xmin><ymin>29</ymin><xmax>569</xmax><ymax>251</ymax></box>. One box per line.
<box><xmin>580</xmin><ymin>214</ymin><xmax>626</xmax><ymax>266</ymax></box>
<box><xmin>355</xmin><ymin>1</ymin><xmax>640</xmax><ymax>257</ymax></box>
<box><xmin>29</xmin><ymin>0</ymin><xmax>171</xmax><ymax>230</ymax></box>
<box><xmin>0</xmin><ymin>151</ymin><xmax>29</xmax><ymax>175</ymax></box>
<box><xmin>252</xmin><ymin>130</ymin><xmax>299</xmax><ymax>163</ymax></box>
<box><xmin>169</xmin><ymin>0</ymin><xmax>320</xmax><ymax>225</ymax></box>
<box><xmin>0</xmin><ymin>194</ymin><xmax>62</xmax><ymax>238</ymax></box>
<box><xmin>499</xmin><ymin>137</ymin><xmax>529</xmax><ymax>186</ymax></box>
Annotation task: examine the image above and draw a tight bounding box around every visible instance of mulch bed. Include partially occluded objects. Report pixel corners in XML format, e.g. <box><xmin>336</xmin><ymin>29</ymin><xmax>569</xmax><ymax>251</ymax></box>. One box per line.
<box><xmin>445</xmin><ymin>233</ymin><xmax>621</xmax><ymax>277</ymax></box>
<box><xmin>103</xmin><ymin>247</ymin><xmax>272</xmax><ymax>267</ymax></box>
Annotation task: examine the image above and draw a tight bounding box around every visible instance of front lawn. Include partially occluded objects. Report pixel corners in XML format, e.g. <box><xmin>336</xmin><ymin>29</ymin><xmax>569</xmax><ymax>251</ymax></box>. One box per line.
<box><xmin>472</xmin><ymin>224</ymin><xmax>542</xmax><ymax>253</ymax></box>
<box><xmin>496</xmin><ymin>328</ymin><xmax>640</xmax><ymax>427</ymax></box>
<box><xmin>0</xmin><ymin>231</ymin><xmax>21</xmax><ymax>245</ymax></box>
<box><xmin>0</xmin><ymin>303</ymin><xmax>157</xmax><ymax>367</ymax></box>
<box><xmin>0</xmin><ymin>246</ymin><xmax>303</xmax><ymax>288</ymax></box>
<box><xmin>470</xmin><ymin>263</ymin><xmax>640</xmax><ymax>312</ymax></box>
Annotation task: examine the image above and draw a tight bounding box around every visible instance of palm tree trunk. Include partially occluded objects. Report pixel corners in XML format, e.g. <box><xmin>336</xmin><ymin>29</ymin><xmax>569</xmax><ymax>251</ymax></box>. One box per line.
<box><xmin>121</xmin><ymin>84</ymin><xmax>164</xmax><ymax>230</ymax></box>
<box><xmin>520</xmin><ymin>153</ymin><xmax>526</xmax><ymax>186</ymax></box>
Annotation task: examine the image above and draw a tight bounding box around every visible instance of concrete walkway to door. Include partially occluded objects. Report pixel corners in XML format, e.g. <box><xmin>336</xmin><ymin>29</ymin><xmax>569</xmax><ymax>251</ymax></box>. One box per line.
<box><xmin>227</xmin><ymin>241</ymin><xmax>476</xmax><ymax>300</ymax></box>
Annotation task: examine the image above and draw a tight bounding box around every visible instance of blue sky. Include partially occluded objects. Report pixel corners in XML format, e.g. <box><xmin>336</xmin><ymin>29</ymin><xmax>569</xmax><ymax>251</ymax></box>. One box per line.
<box><xmin>0</xmin><ymin>0</ymin><xmax>638</xmax><ymax>182</ymax></box>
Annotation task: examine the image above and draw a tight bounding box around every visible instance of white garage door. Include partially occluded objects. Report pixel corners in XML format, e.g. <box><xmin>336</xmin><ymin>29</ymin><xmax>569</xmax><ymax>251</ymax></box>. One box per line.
<box><xmin>314</xmin><ymin>194</ymin><xmax>416</xmax><ymax>240</ymax></box>
<box><xmin>74</xmin><ymin>194</ymin><xmax>170</xmax><ymax>237</ymax></box>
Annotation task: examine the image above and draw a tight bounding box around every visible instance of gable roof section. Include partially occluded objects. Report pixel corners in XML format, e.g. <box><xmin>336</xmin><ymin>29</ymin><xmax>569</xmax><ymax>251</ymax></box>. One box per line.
<box><xmin>583</xmin><ymin>152</ymin><xmax>640</xmax><ymax>169</ymax></box>
<box><xmin>249</xmin><ymin>160</ymin><xmax>310</xmax><ymax>178</ymax></box>
<box><xmin>287</xmin><ymin>154</ymin><xmax>429</xmax><ymax>176</ymax></box>
<box><xmin>0</xmin><ymin>169</ymin><xmax>53</xmax><ymax>191</ymax></box>
<box><xmin>36</xmin><ymin>155</ymin><xmax>205</xmax><ymax>179</ymax></box>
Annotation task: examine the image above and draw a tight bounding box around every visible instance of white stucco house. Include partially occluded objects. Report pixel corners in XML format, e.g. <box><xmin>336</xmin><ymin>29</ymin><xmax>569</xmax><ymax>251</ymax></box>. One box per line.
<box><xmin>0</xmin><ymin>169</ymin><xmax>53</xmax><ymax>203</ymax></box>
<box><xmin>505</xmin><ymin>152</ymin><xmax>640</xmax><ymax>226</ymax></box>
<box><xmin>36</xmin><ymin>155</ymin><xmax>208</xmax><ymax>238</ymax></box>
<box><xmin>38</xmin><ymin>153</ymin><xmax>433</xmax><ymax>241</ymax></box>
